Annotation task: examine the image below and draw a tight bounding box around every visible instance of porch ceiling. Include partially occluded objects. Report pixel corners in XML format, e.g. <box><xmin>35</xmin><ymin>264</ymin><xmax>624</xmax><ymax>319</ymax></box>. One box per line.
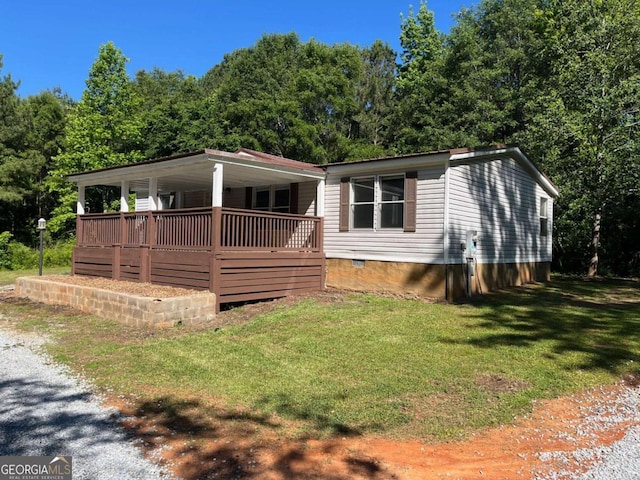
<box><xmin>67</xmin><ymin>149</ymin><xmax>325</xmax><ymax>193</ymax></box>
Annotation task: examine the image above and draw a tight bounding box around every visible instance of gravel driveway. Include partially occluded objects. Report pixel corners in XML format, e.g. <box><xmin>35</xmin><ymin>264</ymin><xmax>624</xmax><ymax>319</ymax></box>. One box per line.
<box><xmin>0</xmin><ymin>328</ymin><xmax>175</xmax><ymax>480</ymax></box>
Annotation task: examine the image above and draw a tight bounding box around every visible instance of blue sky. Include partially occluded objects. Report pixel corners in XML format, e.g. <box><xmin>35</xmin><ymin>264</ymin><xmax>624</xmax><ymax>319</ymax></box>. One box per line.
<box><xmin>1</xmin><ymin>0</ymin><xmax>472</xmax><ymax>100</ymax></box>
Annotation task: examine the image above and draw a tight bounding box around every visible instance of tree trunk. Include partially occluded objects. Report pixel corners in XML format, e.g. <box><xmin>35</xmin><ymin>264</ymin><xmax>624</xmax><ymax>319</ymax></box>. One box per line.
<box><xmin>588</xmin><ymin>210</ymin><xmax>602</xmax><ymax>277</ymax></box>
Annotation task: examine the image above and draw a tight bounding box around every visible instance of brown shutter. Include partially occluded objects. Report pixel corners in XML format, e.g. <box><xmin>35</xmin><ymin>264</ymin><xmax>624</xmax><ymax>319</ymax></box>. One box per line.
<box><xmin>290</xmin><ymin>183</ymin><xmax>299</xmax><ymax>214</ymax></box>
<box><xmin>339</xmin><ymin>177</ymin><xmax>350</xmax><ymax>232</ymax></box>
<box><xmin>245</xmin><ymin>187</ymin><xmax>253</xmax><ymax>209</ymax></box>
<box><xmin>404</xmin><ymin>171</ymin><xmax>417</xmax><ymax>232</ymax></box>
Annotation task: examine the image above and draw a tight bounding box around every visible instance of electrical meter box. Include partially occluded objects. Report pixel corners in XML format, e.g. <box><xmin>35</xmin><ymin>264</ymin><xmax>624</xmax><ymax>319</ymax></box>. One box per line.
<box><xmin>464</xmin><ymin>230</ymin><xmax>478</xmax><ymax>260</ymax></box>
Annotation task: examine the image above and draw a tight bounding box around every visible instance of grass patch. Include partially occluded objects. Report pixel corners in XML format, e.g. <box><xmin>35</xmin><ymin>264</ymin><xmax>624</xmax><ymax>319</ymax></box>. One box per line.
<box><xmin>1</xmin><ymin>276</ymin><xmax>639</xmax><ymax>442</ymax></box>
<box><xmin>0</xmin><ymin>267</ymin><xmax>70</xmax><ymax>286</ymax></box>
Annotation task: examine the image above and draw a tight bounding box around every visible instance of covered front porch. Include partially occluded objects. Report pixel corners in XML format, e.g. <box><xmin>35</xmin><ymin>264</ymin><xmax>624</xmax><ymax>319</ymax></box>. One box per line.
<box><xmin>68</xmin><ymin>149</ymin><xmax>327</xmax><ymax>311</ymax></box>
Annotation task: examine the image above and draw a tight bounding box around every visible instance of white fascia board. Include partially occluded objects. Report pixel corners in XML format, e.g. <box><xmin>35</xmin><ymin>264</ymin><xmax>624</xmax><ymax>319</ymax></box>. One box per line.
<box><xmin>325</xmin><ymin>153</ymin><xmax>450</xmax><ymax>177</ymax></box>
<box><xmin>210</xmin><ymin>155</ymin><xmax>326</xmax><ymax>181</ymax></box>
<box><xmin>450</xmin><ymin>147</ymin><xmax>559</xmax><ymax>198</ymax></box>
<box><xmin>67</xmin><ymin>151</ymin><xmax>325</xmax><ymax>186</ymax></box>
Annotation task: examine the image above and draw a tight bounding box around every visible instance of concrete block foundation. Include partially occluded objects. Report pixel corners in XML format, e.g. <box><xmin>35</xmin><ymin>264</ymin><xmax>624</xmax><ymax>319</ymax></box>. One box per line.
<box><xmin>15</xmin><ymin>277</ymin><xmax>216</xmax><ymax>328</ymax></box>
<box><xmin>326</xmin><ymin>258</ymin><xmax>550</xmax><ymax>301</ymax></box>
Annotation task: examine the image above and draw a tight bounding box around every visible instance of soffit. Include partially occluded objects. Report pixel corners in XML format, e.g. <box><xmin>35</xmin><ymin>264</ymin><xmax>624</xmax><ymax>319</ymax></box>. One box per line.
<box><xmin>68</xmin><ymin>150</ymin><xmax>324</xmax><ymax>192</ymax></box>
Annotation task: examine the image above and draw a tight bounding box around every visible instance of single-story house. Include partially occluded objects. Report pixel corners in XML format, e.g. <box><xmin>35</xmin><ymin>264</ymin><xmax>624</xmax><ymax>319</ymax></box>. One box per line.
<box><xmin>67</xmin><ymin>145</ymin><xmax>558</xmax><ymax>310</ymax></box>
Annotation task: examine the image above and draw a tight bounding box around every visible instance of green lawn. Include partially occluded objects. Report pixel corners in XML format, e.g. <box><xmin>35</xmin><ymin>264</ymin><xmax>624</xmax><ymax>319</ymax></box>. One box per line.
<box><xmin>0</xmin><ymin>267</ymin><xmax>70</xmax><ymax>285</ymax></box>
<box><xmin>2</xmin><ymin>276</ymin><xmax>639</xmax><ymax>441</ymax></box>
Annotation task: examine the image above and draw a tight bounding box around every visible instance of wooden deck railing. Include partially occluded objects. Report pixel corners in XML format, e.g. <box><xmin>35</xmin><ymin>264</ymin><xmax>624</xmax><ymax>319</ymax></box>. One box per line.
<box><xmin>74</xmin><ymin>207</ymin><xmax>325</xmax><ymax>309</ymax></box>
<box><xmin>76</xmin><ymin>207</ymin><xmax>322</xmax><ymax>252</ymax></box>
<box><xmin>220</xmin><ymin>208</ymin><xmax>321</xmax><ymax>251</ymax></box>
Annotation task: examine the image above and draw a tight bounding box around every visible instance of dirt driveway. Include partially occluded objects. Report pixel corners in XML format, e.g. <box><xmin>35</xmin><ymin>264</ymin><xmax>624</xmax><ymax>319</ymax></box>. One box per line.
<box><xmin>107</xmin><ymin>369</ymin><xmax>640</xmax><ymax>479</ymax></box>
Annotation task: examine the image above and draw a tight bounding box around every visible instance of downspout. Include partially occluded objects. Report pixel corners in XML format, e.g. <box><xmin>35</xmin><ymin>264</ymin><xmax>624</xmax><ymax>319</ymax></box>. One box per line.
<box><xmin>443</xmin><ymin>157</ymin><xmax>451</xmax><ymax>301</ymax></box>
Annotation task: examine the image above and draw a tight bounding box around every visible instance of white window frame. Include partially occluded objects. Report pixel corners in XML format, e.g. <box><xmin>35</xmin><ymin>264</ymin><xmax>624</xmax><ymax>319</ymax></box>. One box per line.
<box><xmin>351</xmin><ymin>174</ymin><xmax>405</xmax><ymax>230</ymax></box>
<box><xmin>540</xmin><ymin>197</ymin><xmax>549</xmax><ymax>237</ymax></box>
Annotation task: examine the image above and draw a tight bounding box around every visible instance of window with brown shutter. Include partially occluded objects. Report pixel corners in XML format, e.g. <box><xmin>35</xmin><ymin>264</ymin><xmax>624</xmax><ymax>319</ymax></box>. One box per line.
<box><xmin>404</xmin><ymin>171</ymin><xmax>417</xmax><ymax>232</ymax></box>
<box><xmin>339</xmin><ymin>177</ymin><xmax>350</xmax><ymax>232</ymax></box>
<box><xmin>339</xmin><ymin>172</ymin><xmax>417</xmax><ymax>232</ymax></box>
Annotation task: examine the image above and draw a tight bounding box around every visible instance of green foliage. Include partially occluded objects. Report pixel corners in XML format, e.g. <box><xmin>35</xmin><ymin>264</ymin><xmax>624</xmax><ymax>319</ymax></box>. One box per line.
<box><xmin>133</xmin><ymin>68</ymin><xmax>209</xmax><ymax>159</ymax></box>
<box><xmin>393</xmin><ymin>0</ymin><xmax>640</xmax><ymax>275</ymax></box>
<box><xmin>3</xmin><ymin>238</ymin><xmax>73</xmax><ymax>270</ymax></box>
<box><xmin>7</xmin><ymin>240</ymin><xmax>37</xmax><ymax>269</ymax></box>
<box><xmin>197</xmin><ymin>33</ymin><xmax>390</xmax><ymax>163</ymax></box>
<box><xmin>48</xmin><ymin>42</ymin><xmax>144</xmax><ymax>235</ymax></box>
<box><xmin>352</xmin><ymin>40</ymin><xmax>396</xmax><ymax>153</ymax></box>
<box><xmin>0</xmin><ymin>231</ymin><xmax>12</xmax><ymax>269</ymax></box>
<box><xmin>0</xmin><ymin>56</ymin><xmax>66</xmax><ymax>244</ymax></box>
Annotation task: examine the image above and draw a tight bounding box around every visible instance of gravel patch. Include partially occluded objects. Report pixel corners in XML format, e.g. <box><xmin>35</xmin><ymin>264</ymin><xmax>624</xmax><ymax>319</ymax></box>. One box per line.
<box><xmin>0</xmin><ymin>328</ymin><xmax>176</xmax><ymax>480</ymax></box>
<box><xmin>533</xmin><ymin>382</ymin><xmax>640</xmax><ymax>479</ymax></box>
<box><xmin>578</xmin><ymin>428</ymin><xmax>640</xmax><ymax>479</ymax></box>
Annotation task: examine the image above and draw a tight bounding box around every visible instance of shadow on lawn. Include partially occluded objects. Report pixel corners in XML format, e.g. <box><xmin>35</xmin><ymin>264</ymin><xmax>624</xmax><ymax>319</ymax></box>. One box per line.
<box><xmin>123</xmin><ymin>396</ymin><xmax>383</xmax><ymax>480</ymax></box>
<box><xmin>459</xmin><ymin>277</ymin><xmax>640</xmax><ymax>373</ymax></box>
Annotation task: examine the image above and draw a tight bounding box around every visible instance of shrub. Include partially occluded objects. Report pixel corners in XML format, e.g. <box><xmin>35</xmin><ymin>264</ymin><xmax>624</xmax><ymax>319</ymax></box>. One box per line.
<box><xmin>43</xmin><ymin>239</ymin><xmax>74</xmax><ymax>267</ymax></box>
<box><xmin>0</xmin><ymin>232</ymin><xmax>13</xmax><ymax>269</ymax></box>
<box><xmin>0</xmin><ymin>237</ymin><xmax>74</xmax><ymax>270</ymax></box>
<box><xmin>8</xmin><ymin>241</ymin><xmax>38</xmax><ymax>270</ymax></box>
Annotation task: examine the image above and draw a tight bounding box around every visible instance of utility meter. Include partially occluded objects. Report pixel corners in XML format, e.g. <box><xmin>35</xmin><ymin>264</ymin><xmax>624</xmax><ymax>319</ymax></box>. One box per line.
<box><xmin>464</xmin><ymin>230</ymin><xmax>478</xmax><ymax>260</ymax></box>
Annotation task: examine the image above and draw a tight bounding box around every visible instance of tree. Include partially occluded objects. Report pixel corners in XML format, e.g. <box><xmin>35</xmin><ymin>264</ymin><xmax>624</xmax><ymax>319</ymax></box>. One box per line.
<box><xmin>2</xmin><ymin>92</ymin><xmax>66</xmax><ymax>243</ymax></box>
<box><xmin>391</xmin><ymin>2</ymin><xmax>452</xmax><ymax>151</ymax></box>
<box><xmin>48</xmin><ymin>42</ymin><xmax>144</xmax><ymax>235</ymax></box>
<box><xmin>133</xmin><ymin>68</ymin><xmax>209</xmax><ymax>158</ymax></box>
<box><xmin>199</xmin><ymin>33</ymin><xmax>367</xmax><ymax>164</ymax></box>
<box><xmin>510</xmin><ymin>0</ymin><xmax>640</xmax><ymax>276</ymax></box>
<box><xmin>392</xmin><ymin>0</ymin><xmax>640</xmax><ymax>276</ymax></box>
<box><xmin>540</xmin><ymin>0</ymin><xmax>640</xmax><ymax>276</ymax></box>
<box><xmin>0</xmin><ymin>55</ymin><xmax>67</xmax><ymax>243</ymax></box>
<box><xmin>0</xmin><ymin>54</ymin><xmax>25</xmax><ymax>235</ymax></box>
<box><xmin>349</xmin><ymin>40</ymin><xmax>396</xmax><ymax>159</ymax></box>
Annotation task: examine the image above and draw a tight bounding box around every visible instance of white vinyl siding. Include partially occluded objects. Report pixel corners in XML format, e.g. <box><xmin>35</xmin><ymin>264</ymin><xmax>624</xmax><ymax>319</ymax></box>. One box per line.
<box><xmin>135</xmin><ymin>196</ymin><xmax>149</xmax><ymax>212</ymax></box>
<box><xmin>298</xmin><ymin>181</ymin><xmax>317</xmax><ymax>216</ymax></box>
<box><xmin>447</xmin><ymin>156</ymin><xmax>553</xmax><ymax>264</ymax></box>
<box><xmin>324</xmin><ymin>164</ymin><xmax>445</xmax><ymax>263</ymax></box>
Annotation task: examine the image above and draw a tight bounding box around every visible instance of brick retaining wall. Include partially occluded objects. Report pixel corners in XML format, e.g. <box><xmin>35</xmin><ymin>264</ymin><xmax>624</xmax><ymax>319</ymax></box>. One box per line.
<box><xmin>15</xmin><ymin>277</ymin><xmax>216</xmax><ymax>328</ymax></box>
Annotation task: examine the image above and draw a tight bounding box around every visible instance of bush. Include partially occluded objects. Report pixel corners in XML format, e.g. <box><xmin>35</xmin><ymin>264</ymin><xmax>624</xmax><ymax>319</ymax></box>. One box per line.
<box><xmin>7</xmin><ymin>241</ymin><xmax>38</xmax><ymax>270</ymax></box>
<box><xmin>0</xmin><ymin>232</ymin><xmax>13</xmax><ymax>269</ymax></box>
<box><xmin>43</xmin><ymin>239</ymin><xmax>74</xmax><ymax>267</ymax></box>
<box><xmin>0</xmin><ymin>236</ymin><xmax>74</xmax><ymax>270</ymax></box>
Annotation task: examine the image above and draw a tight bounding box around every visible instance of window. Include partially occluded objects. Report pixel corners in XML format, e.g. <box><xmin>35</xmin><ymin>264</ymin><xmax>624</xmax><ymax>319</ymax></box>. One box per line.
<box><xmin>379</xmin><ymin>176</ymin><xmax>404</xmax><ymax>228</ymax></box>
<box><xmin>254</xmin><ymin>188</ymin><xmax>270</xmax><ymax>211</ymax></box>
<box><xmin>352</xmin><ymin>178</ymin><xmax>375</xmax><ymax>228</ymax></box>
<box><xmin>273</xmin><ymin>187</ymin><xmax>290</xmax><ymax>213</ymax></box>
<box><xmin>351</xmin><ymin>175</ymin><xmax>405</xmax><ymax>229</ymax></box>
<box><xmin>253</xmin><ymin>185</ymin><xmax>290</xmax><ymax>213</ymax></box>
<box><xmin>540</xmin><ymin>197</ymin><xmax>549</xmax><ymax>236</ymax></box>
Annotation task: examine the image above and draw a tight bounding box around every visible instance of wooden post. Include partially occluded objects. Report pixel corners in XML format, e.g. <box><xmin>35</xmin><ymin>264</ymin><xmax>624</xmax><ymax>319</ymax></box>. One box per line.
<box><xmin>72</xmin><ymin>215</ymin><xmax>83</xmax><ymax>277</ymax></box>
<box><xmin>319</xmin><ymin>217</ymin><xmax>326</xmax><ymax>289</ymax></box>
<box><xmin>113</xmin><ymin>244</ymin><xmax>121</xmax><ymax>280</ymax></box>
<box><xmin>211</xmin><ymin>207</ymin><xmax>222</xmax><ymax>312</ymax></box>
<box><xmin>140</xmin><ymin>246</ymin><xmax>150</xmax><ymax>283</ymax></box>
<box><xmin>141</xmin><ymin>210</ymin><xmax>156</xmax><ymax>283</ymax></box>
<box><xmin>112</xmin><ymin>212</ymin><xmax>125</xmax><ymax>281</ymax></box>
<box><xmin>75</xmin><ymin>215</ymin><xmax>83</xmax><ymax>246</ymax></box>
